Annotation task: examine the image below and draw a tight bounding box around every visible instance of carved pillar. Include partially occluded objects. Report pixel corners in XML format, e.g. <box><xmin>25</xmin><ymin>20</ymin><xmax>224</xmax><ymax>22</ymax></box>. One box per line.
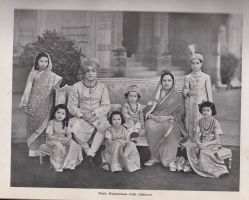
<box><xmin>162</xmin><ymin>13</ymin><xmax>170</xmax><ymax>54</ymax></box>
<box><xmin>152</xmin><ymin>13</ymin><xmax>171</xmax><ymax>74</ymax></box>
<box><xmin>113</xmin><ymin>12</ymin><xmax>124</xmax><ymax>49</ymax></box>
<box><xmin>136</xmin><ymin>13</ymin><xmax>146</xmax><ymax>61</ymax></box>
<box><xmin>96</xmin><ymin>12</ymin><xmax>113</xmax><ymax>68</ymax></box>
<box><xmin>216</xmin><ymin>26</ymin><xmax>222</xmax><ymax>87</ymax></box>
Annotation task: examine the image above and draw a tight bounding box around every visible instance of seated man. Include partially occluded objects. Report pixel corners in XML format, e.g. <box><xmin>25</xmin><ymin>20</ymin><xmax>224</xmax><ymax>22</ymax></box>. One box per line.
<box><xmin>68</xmin><ymin>58</ymin><xmax>110</xmax><ymax>167</ymax></box>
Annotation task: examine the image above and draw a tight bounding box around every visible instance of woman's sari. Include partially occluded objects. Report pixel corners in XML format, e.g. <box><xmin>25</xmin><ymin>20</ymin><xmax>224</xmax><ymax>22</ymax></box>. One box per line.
<box><xmin>144</xmin><ymin>76</ymin><xmax>188</xmax><ymax>167</ymax></box>
<box><xmin>20</xmin><ymin>52</ymin><xmax>62</xmax><ymax>157</ymax></box>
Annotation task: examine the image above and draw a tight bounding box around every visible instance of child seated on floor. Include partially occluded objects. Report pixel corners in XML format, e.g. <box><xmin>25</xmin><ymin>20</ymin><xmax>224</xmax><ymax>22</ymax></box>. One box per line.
<box><xmin>121</xmin><ymin>85</ymin><xmax>144</xmax><ymax>142</ymax></box>
<box><xmin>100</xmin><ymin>111</ymin><xmax>141</xmax><ymax>172</ymax></box>
<box><xmin>182</xmin><ymin>101</ymin><xmax>229</xmax><ymax>178</ymax></box>
<box><xmin>46</xmin><ymin>104</ymin><xmax>83</xmax><ymax>172</ymax></box>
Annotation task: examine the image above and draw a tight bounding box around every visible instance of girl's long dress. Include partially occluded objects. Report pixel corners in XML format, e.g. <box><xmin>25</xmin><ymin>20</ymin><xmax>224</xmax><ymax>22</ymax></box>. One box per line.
<box><xmin>46</xmin><ymin>120</ymin><xmax>83</xmax><ymax>170</ymax></box>
<box><xmin>101</xmin><ymin>126</ymin><xmax>141</xmax><ymax>172</ymax></box>
<box><xmin>182</xmin><ymin>117</ymin><xmax>229</xmax><ymax>178</ymax></box>
<box><xmin>183</xmin><ymin>71</ymin><xmax>213</xmax><ymax>139</ymax></box>
<box><xmin>20</xmin><ymin>53</ymin><xmax>62</xmax><ymax>157</ymax></box>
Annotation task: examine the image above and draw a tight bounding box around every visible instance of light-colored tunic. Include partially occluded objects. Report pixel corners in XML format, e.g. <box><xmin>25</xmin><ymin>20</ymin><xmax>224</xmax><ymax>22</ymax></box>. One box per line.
<box><xmin>182</xmin><ymin>117</ymin><xmax>229</xmax><ymax>178</ymax></box>
<box><xmin>46</xmin><ymin>120</ymin><xmax>83</xmax><ymax>170</ymax></box>
<box><xmin>183</xmin><ymin>71</ymin><xmax>213</xmax><ymax>139</ymax></box>
<box><xmin>101</xmin><ymin>126</ymin><xmax>141</xmax><ymax>172</ymax></box>
<box><xmin>121</xmin><ymin>102</ymin><xmax>143</xmax><ymax>132</ymax></box>
<box><xmin>68</xmin><ymin>81</ymin><xmax>111</xmax><ymax>156</ymax></box>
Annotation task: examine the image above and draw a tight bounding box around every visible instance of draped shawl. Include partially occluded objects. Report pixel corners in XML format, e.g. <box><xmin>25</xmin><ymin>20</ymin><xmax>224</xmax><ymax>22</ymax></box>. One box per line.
<box><xmin>144</xmin><ymin>76</ymin><xmax>188</xmax><ymax>139</ymax></box>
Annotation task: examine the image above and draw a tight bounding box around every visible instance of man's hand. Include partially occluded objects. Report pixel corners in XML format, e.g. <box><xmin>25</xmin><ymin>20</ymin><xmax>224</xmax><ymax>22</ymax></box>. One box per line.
<box><xmin>87</xmin><ymin>115</ymin><xmax>98</xmax><ymax>124</ymax></box>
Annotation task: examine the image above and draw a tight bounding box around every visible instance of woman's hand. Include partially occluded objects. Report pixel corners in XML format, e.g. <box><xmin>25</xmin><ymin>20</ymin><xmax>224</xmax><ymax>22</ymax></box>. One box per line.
<box><xmin>151</xmin><ymin>115</ymin><xmax>173</xmax><ymax>123</ymax></box>
<box><xmin>23</xmin><ymin>106</ymin><xmax>29</xmax><ymax>115</ymax></box>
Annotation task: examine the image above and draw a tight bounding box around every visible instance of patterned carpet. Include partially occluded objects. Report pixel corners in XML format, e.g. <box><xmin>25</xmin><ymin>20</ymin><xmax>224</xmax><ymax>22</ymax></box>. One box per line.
<box><xmin>11</xmin><ymin>143</ymin><xmax>239</xmax><ymax>191</ymax></box>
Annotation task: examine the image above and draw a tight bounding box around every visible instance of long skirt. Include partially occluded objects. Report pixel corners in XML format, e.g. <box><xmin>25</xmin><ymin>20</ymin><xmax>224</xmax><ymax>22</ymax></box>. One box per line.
<box><xmin>145</xmin><ymin>119</ymin><xmax>182</xmax><ymax>167</ymax></box>
<box><xmin>183</xmin><ymin>141</ymin><xmax>229</xmax><ymax>178</ymax></box>
<box><xmin>47</xmin><ymin>139</ymin><xmax>83</xmax><ymax>170</ymax></box>
<box><xmin>101</xmin><ymin>141</ymin><xmax>141</xmax><ymax>172</ymax></box>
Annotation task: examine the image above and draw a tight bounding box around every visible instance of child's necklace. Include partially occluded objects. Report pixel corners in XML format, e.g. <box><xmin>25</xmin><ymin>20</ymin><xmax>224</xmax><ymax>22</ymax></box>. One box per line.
<box><xmin>203</xmin><ymin>118</ymin><xmax>212</xmax><ymax>131</ymax></box>
<box><xmin>113</xmin><ymin>126</ymin><xmax>121</xmax><ymax>134</ymax></box>
<box><xmin>54</xmin><ymin>120</ymin><xmax>63</xmax><ymax>128</ymax></box>
<box><xmin>128</xmin><ymin>102</ymin><xmax>138</xmax><ymax>114</ymax></box>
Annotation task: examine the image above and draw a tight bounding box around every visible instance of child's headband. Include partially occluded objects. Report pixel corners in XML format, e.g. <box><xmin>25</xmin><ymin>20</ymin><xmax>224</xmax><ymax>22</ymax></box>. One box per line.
<box><xmin>189</xmin><ymin>44</ymin><xmax>203</xmax><ymax>62</ymax></box>
<box><xmin>126</xmin><ymin>85</ymin><xmax>140</xmax><ymax>95</ymax></box>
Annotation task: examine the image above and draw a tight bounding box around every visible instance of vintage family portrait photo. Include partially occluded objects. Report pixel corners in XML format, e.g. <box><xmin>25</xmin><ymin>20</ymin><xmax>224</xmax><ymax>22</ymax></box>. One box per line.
<box><xmin>1</xmin><ymin>0</ymin><xmax>248</xmax><ymax>199</ymax></box>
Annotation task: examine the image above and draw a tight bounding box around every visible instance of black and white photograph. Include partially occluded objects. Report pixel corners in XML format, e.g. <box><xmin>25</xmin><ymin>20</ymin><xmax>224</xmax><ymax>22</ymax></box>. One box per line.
<box><xmin>1</xmin><ymin>0</ymin><xmax>249</xmax><ymax>199</ymax></box>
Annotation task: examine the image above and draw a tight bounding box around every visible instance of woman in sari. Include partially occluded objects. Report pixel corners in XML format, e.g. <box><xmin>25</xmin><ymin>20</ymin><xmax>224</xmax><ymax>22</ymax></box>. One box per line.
<box><xmin>144</xmin><ymin>71</ymin><xmax>188</xmax><ymax>171</ymax></box>
<box><xmin>20</xmin><ymin>52</ymin><xmax>62</xmax><ymax>157</ymax></box>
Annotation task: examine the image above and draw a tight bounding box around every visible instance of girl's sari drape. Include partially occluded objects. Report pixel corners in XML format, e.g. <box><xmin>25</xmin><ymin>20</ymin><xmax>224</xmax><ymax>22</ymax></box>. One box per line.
<box><xmin>20</xmin><ymin>52</ymin><xmax>62</xmax><ymax>156</ymax></box>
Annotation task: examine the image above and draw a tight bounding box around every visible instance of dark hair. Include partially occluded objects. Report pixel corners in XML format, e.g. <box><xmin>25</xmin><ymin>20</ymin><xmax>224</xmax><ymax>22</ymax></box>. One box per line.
<box><xmin>34</xmin><ymin>52</ymin><xmax>49</xmax><ymax>70</ymax></box>
<box><xmin>124</xmin><ymin>91</ymin><xmax>141</xmax><ymax>100</ymax></box>
<box><xmin>50</xmin><ymin>104</ymin><xmax>70</xmax><ymax>128</ymax></box>
<box><xmin>199</xmin><ymin>101</ymin><xmax>217</xmax><ymax>116</ymax></box>
<box><xmin>108</xmin><ymin>111</ymin><xmax>125</xmax><ymax>125</ymax></box>
<box><xmin>160</xmin><ymin>71</ymin><xmax>175</xmax><ymax>85</ymax></box>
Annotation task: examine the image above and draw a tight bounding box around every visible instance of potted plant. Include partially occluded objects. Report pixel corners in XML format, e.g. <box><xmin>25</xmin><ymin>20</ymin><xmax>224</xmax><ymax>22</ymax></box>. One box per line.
<box><xmin>19</xmin><ymin>29</ymin><xmax>85</xmax><ymax>86</ymax></box>
<box><xmin>220</xmin><ymin>53</ymin><xmax>240</xmax><ymax>90</ymax></box>
<box><xmin>112</xmin><ymin>48</ymin><xmax>126</xmax><ymax>77</ymax></box>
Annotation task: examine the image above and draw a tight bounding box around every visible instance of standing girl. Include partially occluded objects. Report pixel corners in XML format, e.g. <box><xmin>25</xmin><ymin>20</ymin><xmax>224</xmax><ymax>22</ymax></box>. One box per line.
<box><xmin>46</xmin><ymin>104</ymin><xmax>83</xmax><ymax>172</ymax></box>
<box><xmin>20</xmin><ymin>52</ymin><xmax>62</xmax><ymax>157</ymax></box>
<box><xmin>121</xmin><ymin>85</ymin><xmax>144</xmax><ymax>140</ymax></box>
<box><xmin>182</xmin><ymin>101</ymin><xmax>229</xmax><ymax>178</ymax></box>
<box><xmin>101</xmin><ymin>111</ymin><xmax>141</xmax><ymax>172</ymax></box>
<box><xmin>183</xmin><ymin>45</ymin><xmax>213</xmax><ymax>140</ymax></box>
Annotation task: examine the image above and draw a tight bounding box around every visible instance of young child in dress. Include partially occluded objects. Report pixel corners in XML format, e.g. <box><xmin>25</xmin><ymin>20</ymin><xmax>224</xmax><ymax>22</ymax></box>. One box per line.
<box><xmin>183</xmin><ymin>44</ymin><xmax>213</xmax><ymax>140</ymax></box>
<box><xmin>122</xmin><ymin>85</ymin><xmax>144</xmax><ymax>141</ymax></box>
<box><xmin>46</xmin><ymin>104</ymin><xmax>83</xmax><ymax>172</ymax></box>
<box><xmin>100</xmin><ymin>111</ymin><xmax>141</xmax><ymax>172</ymax></box>
<box><xmin>182</xmin><ymin>101</ymin><xmax>229</xmax><ymax>178</ymax></box>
